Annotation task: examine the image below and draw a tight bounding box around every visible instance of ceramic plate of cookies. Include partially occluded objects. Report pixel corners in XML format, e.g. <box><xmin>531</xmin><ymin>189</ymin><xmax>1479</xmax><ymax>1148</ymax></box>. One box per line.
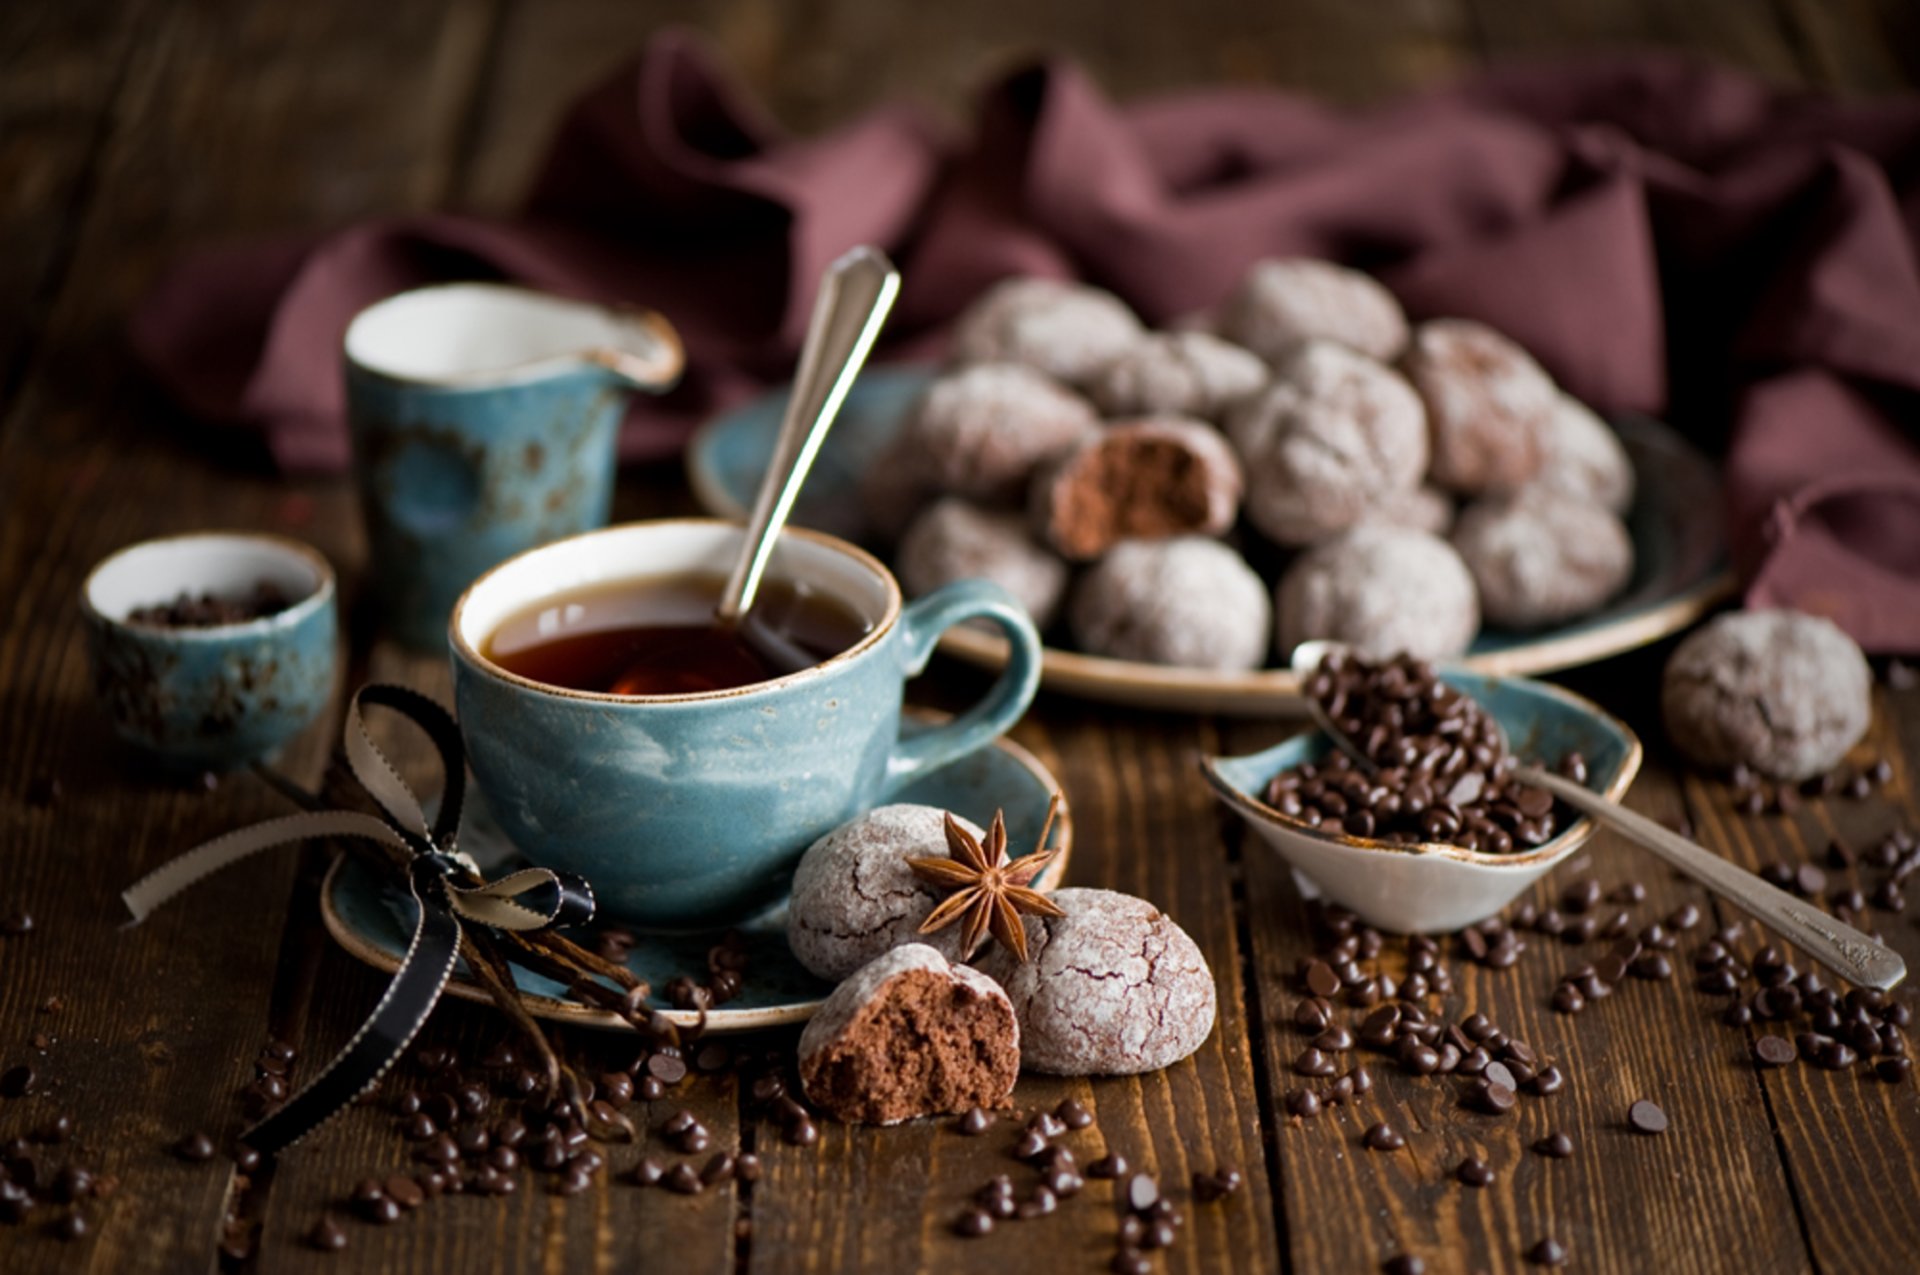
<box><xmin>689</xmin><ymin>267</ymin><xmax>1734</xmax><ymax>716</ymax></box>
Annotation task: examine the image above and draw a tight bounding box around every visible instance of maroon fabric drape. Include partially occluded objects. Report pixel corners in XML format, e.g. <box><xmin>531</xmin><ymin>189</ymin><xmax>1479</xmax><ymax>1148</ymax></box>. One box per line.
<box><xmin>131</xmin><ymin>31</ymin><xmax>1920</xmax><ymax>651</ymax></box>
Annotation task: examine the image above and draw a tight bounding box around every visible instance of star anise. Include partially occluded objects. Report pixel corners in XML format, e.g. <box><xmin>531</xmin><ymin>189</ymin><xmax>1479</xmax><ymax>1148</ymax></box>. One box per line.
<box><xmin>907</xmin><ymin>798</ymin><xmax>1065</xmax><ymax>962</ymax></box>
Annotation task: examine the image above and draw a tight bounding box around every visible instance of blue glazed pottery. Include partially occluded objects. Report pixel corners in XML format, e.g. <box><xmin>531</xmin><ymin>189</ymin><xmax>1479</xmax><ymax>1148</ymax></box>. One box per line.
<box><xmin>344</xmin><ymin>283</ymin><xmax>684</xmax><ymax>649</ymax></box>
<box><xmin>449</xmin><ymin>519</ymin><xmax>1045</xmax><ymax>930</ymax></box>
<box><xmin>81</xmin><ymin>532</ymin><xmax>339</xmax><ymax>770</ymax></box>
<box><xmin>1202</xmin><ymin>669</ymin><xmax>1642</xmax><ymax>933</ymax></box>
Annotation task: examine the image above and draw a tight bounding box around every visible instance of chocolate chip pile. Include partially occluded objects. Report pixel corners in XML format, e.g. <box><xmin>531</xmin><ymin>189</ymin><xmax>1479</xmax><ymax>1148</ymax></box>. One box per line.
<box><xmin>1269</xmin><ymin>651</ymin><xmax>1572</xmax><ymax>852</ymax></box>
<box><xmin>945</xmin><ymin>1096</ymin><xmax>1241</xmax><ymax>1272</ymax></box>
<box><xmin>125</xmin><ymin>580</ymin><xmax>293</xmax><ymax>628</ymax></box>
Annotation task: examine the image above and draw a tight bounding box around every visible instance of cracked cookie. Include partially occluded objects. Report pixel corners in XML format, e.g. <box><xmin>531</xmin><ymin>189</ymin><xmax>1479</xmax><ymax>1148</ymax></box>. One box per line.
<box><xmin>1661</xmin><ymin>610</ymin><xmax>1872</xmax><ymax>781</ymax></box>
<box><xmin>897</xmin><ymin>498</ymin><xmax>1069</xmax><ymax>627</ymax></box>
<box><xmin>1275</xmin><ymin>525</ymin><xmax>1479</xmax><ymax>663</ymax></box>
<box><xmin>947</xmin><ymin>277</ymin><xmax>1145</xmax><ymax>387</ymax></box>
<box><xmin>1452</xmin><ymin>491</ymin><xmax>1633</xmax><ymax>630</ymax></box>
<box><xmin>787</xmin><ymin>805</ymin><xmax>988</xmax><ymax>982</ymax></box>
<box><xmin>798</xmin><ymin>944</ymin><xmax>1020</xmax><ymax>1124</ymax></box>
<box><xmin>1402</xmin><ymin>318</ymin><xmax>1555</xmax><ymax>494</ymax></box>
<box><xmin>893</xmin><ymin>362</ymin><xmax>1101</xmax><ymax>503</ymax></box>
<box><xmin>1226</xmin><ymin>340</ymin><xmax>1429</xmax><ymax>546</ymax></box>
<box><xmin>1084</xmin><ymin>330</ymin><xmax>1268</xmax><ymax>421</ymax></box>
<box><xmin>1068</xmin><ymin>538</ymin><xmax>1271</xmax><ymax>671</ymax></box>
<box><xmin>1216</xmin><ymin>258</ymin><xmax>1409</xmax><ymax>364</ymax></box>
<box><xmin>977</xmin><ymin>888</ymin><xmax>1216</xmax><ymax>1075</ymax></box>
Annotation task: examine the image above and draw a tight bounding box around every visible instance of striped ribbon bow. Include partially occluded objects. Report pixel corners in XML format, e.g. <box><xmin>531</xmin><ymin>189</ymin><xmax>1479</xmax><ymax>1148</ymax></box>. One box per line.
<box><xmin>121</xmin><ymin>684</ymin><xmax>595</xmax><ymax>1154</ymax></box>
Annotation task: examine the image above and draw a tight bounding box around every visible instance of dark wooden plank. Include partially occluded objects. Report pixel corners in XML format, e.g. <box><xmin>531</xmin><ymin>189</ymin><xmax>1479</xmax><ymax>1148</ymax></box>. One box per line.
<box><xmin>1467</xmin><ymin>0</ymin><xmax>1808</xmax><ymax>83</ymax></box>
<box><xmin>0</xmin><ymin>0</ymin><xmax>150</xmax><ymax>408</ymax></box>
<box><xmin>0</xmin><ymin>0</ymin><xmax>505</xmax><ymax>1270</ymax></box>
<box><xmin>745</xmin><ymin>705</ymin><xmax>1279</xmax><ymax>1274</ymax></box>
<box><xmin>1774</xmin><ymin>0</ymin><xmax>1920</xmax><ymax>94</ymax></box>
<box><xmin>1230</xmin><ymin>692</ymin><xmax>1813</xmax><ymax>1274</ymax></box>
<box><xmin>1676</xmin><ymin>680</ymin><xmax>1920</xmax><ymax>1275</ymax></box>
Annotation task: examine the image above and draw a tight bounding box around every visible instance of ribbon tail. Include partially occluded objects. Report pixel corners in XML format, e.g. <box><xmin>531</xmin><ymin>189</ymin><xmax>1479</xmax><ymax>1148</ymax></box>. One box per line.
<box><xmin>243</xmin><ymin>860</ymin><xmax>463</xmax><ymax>1155</ymax></box>
<box><xmin>121</xmin><ymin>811</ymin><xmax>408</xmax><ymax>927</ymax></box>
<box><xmin>447</xmin><ymin>867</ymin><xmax>597</xmax><ymax>932</ymax></box>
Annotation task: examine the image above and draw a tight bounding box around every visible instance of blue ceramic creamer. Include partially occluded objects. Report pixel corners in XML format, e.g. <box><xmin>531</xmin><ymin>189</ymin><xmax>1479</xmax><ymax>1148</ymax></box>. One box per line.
<box><xmin>344</xmin><ymin>284</ymin><xmax>684</xmax><ymax>649</ymax></box>
<box><xmin>81</xmin><ymin>532</ymin><xmax>340</xmax><ymax>769</ymax></box>
<box><xmin>450</xmin><ymin>520</ymin><xmax>1044</xmax><ymax>929</ymax></box>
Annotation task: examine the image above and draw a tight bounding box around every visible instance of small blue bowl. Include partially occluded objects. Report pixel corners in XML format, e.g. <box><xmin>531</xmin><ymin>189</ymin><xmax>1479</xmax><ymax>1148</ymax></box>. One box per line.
<box><xmin>1202</xmin><ymin>670</ymin><xmax>1642</xmax><ymax>933</ymax></box>
<box><xmin>81</xmin><ymin>532</ymin><xmax>339</xmax><ymax>770</ymax></box>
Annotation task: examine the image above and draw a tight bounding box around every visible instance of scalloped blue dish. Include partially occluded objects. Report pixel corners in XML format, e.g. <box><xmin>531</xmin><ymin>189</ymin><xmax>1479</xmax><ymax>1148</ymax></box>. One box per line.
<box><xmin>1201</xmin><ymin>669</ymin><xmax>1642</xmax><ymax>933</ymax></box>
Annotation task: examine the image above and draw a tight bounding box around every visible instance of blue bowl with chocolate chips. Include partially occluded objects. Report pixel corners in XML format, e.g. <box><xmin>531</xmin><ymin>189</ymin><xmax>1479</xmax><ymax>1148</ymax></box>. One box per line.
<box><xmin>81</xmin><ymin>532</ymin><xmax>339</xmax><ymax>770</ymax></box>
<box><xmin>1201</xmin><ymin>668</ymin><xmax>1642</xmax><ymax>934</ymax></box>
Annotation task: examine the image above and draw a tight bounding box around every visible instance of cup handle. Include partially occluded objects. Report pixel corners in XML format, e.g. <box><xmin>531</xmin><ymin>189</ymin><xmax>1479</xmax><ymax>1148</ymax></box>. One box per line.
<box><xmin>882</xmin><ymin>580</ymin><xmax>1043</xmax><ymax>792</ymax></box>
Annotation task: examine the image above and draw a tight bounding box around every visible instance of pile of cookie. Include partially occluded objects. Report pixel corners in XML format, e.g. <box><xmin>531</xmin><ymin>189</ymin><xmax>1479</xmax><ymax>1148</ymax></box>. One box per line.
<box><xmin>868</xmin><ymin>263</ymin><xmax>1637</xmax><ymax>670</ymax></box>
<box><xmin>784</xmin><ymin>804</ymin><xmax>1216</xmax><ymax>1122</ymax></box>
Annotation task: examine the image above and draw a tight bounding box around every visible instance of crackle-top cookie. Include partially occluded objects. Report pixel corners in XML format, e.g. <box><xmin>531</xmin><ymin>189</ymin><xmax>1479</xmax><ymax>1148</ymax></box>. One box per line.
<box><xmin>1401</xmin><ymin>318</ymin><xmax>1555</xmax><ymax>494</ymax></box>
<box><xmin>1530</xmin><ymin>392</ymin><xmax>1636</xmax><ymax>515</ymax></box>
<box><xmin>1275</xmin><ymin>525</ymin><xmax>1480</xmax><ymax>663</ymax></box>
<box><xmin>1451</xmin><ymin>492</ymin><xmax>1634</xmax><ymax>630</ymax></box>
<box><xmin>1216</xmin><ymin>258</ymin><xmax>1410</xmax><ymax>365</ymax></box>
<box><xmin>1068</xmin><ymin>537</ymin><xmax>1271</xmax><ymax>671</ymax></box>
<box><xmin>895</xmin><ymin>362</ymin><xmax>1100</xmax><ymax>503</ymax></box>
<box><xmin>977</xmin><ymin>888</ymin><xmax>1216</xmax><ymax>1075</ymax></box>
<box><xmin>786</xmin><ymin>805</ymin><xmax>987</xmax><ymax>982</ymax></box>
<box><xmin>1662</xmin><ymin>610</ymin><xmax>1872</xmax><ymax>782</ymax></box>
<box><xmin>1227</xmin><ymin>340</ymin><xmax>1429</xmax><ymax>546</ymax></box>
<box><xmin>1084</xmin><ymin>330</ymin><xmax>1268</xmax><ymax>421</ymax></box>
<box><xmin>947</xmin><ymin>277</ymin><xmax>1145</xmax><ymax>386</ymax></box>
<box><xmin>897</xmin><ymin>498</ymin><xmax>1069</xmax><ymax>628</ymax></box>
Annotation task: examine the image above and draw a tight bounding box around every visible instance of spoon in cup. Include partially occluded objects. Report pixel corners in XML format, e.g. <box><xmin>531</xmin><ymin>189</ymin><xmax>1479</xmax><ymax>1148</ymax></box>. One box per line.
<box><xmin>711</xmin><ymin>245</ymin><xmax>901</xmax><ymax>674</ymax></box>
<box><xmin>1291</xmin><ymin>641</ymin><xmax>1907</xmax><ymax>991</ymax></box>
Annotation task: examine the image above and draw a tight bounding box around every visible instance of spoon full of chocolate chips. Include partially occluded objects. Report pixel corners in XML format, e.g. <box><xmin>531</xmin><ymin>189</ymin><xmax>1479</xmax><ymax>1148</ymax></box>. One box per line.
<box><xmin>714</xmin><ymin>245</ymin><xmax>902</xmax><ymax>672</ymax></box>
<box><xmin>1291</xmin><ymin>642</ymin><xmax>1907</xmax><ymax>991</ymax></box>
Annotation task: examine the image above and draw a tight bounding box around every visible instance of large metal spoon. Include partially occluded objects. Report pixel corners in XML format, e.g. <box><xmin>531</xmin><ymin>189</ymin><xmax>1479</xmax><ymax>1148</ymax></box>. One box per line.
<box><xmin>1291</xmin><ymin>642</ymin><xmax>1906</xmax><ymax>991</ymax></box>
<box><xmin>715</xmin><ymin>246</ymin><xmax>901</xmax><ymax>669</ymax></box>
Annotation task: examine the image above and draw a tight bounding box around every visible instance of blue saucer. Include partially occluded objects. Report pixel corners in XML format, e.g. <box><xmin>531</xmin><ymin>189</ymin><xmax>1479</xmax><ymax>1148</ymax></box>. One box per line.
<box><xmin>320</xmin><ymin>719</ymin><xmax>1070</xmax><ymax>1032</ymax></box>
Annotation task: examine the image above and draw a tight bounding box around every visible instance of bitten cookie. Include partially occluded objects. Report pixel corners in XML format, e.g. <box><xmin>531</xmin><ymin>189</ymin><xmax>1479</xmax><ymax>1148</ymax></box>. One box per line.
<box><xmin>897</xmin><ymin>363</ymin><xmax>1100</xmax><ymax>503</ymax></box>
<box><xmin>1530</xmin><ymin>393</ymin><xmax>1636</xmax><ymax>514</ymax></box>
<box><xmin>1227</xmin><ymin>341</ymin><xmax>1429</xmax><ymax>546</ymax></box>
<box><xmin>1275</xmin><ymin>525</ymin><xmax>1480</xmax><ymax>662</ymax></box>
<box><xmin>1085</xmin><ymin>331</ymin><xmax>1268</xmax><ymax>421</ymax></box>
<box><xmin>1401</xmin><ymin>318</ymin><xmax>1555</xmax><ymax>494</ymax></box>
<box><xmin>1216</xmin><ymin>258</ymin><xmax>1409</xmax><ymax>364</ymax></box>
<box><xmin>787</xmin><ymin>805</ymin><xmax>987</xmax><ymax>982</ymax></box>
<box><xmin>977</xmin><ymin>888</ymin><xmax>1216</xmax><ymax>1076</ymax></box>
<box><xmin>1451</xmin><ymin>493</ymin><xmax>1633</xmax><ymax>629</ymax></box>
<box><xmin>897</xmin><ymin>498</ymin><xmax>1069</xmax><ymax>627</ymax></box>
<box><xmin>1068</xmin><ymin>538</ymin><xmax>1271</xmax><ymax>671</ymax></box>
<box><xmin>798</xmin><ymin>944</ymin><xmax>1020</xmax><ymax>1124</ymax></box>
<box><xmin>1030</xmin><ymin>416</ymin><xmax>1244</xmax><ymax>561</ymax></box>
<box><xmin>1662</xmin><ymin>610</ymin><xmax>1872</xmax><ymax>782</ymax></box>
<box><xmin>948</xmin><ymin>277</ymin><xmax>1145</xmax><ymax>386</ymax></box>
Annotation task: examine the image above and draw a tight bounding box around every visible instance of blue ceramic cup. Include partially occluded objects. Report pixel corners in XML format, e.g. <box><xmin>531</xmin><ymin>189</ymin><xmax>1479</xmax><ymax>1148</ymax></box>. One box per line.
<box><xmin>81</xmin><ymin>532</ymin><xmax>339</xmax><ymax>770</ymax></box>
<box><xmin>344</xmin><ymin>283</ymin><xmax>684</xmax><ymax>649</ymax></box>
<box><xmin>449</xmin><ymin>519</ymin><xmax>1044</xmax><ymax>929</ymax></box>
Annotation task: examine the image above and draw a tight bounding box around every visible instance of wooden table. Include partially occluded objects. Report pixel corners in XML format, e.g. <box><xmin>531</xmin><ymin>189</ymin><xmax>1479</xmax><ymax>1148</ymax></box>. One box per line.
<box><xmin>4</xmin><ymin>2</ymin><xmax>1918</xmax><ymax>1271</ymax></box>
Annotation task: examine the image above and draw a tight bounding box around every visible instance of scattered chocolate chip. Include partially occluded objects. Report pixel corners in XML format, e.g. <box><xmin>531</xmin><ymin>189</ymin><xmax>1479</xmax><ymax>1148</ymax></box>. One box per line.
<box><xmin>1455</xmin><ymin>1156</ymin><xmax>1494</xmax><ymax>1187</ymax></box>
<box><xmin>1088</xmin><ymin>1153</ymin><xmax>1129</xmax><ymax>1179</ymax></box>
<box><xmin>1753</xmin><ymin>1035</ymin><xmax>1797</xmax><ymax>1069</ymax></box>
<box><xmin>663</xmin><ymin>1163</ymin><xmax>703</xmax><ymax>1195</ymax></box>
<box><xmin>1363</xmin><ymin>1122</ymin><xmax>1405</xmax><ymax>1151</ymax></box>
<box><xmin>1382</xmin><ymin>1256</ymin><xmax>1427</xmax><ymax>1275</ymax></box>
<box><xmin>954</xmin><ymin>1207</ymin><xmax>994</xmax><ymax>1237</ymax></box>
<box><xmin>173</xmin><ymin>1132</ymin><xmax>215</xmax><ymax>1162</ymax></box>
<box><xmin>1527</xmin><ymin>1237</ymin><xmax>1569</xmax><ymax>1266</ymax></box>
<box><xmin>307</xmin><ymin>1213</ymin><xmax>348</xmax><ymax>1251</ymax></box>
<box><xmin>1534</xmin><ymin>1131</ymin><xmax>1575</xmax><ymax>1159</ymax></box>
<box><xmin>1465</xmin><ymin>1079</ymin><xmax>1516</xmax><ymax>1115</ymax></box>
<box><xmin>1627</xmin><ymin>1099</ymin><xmax>1668</xmax><ymax>1134</ymax></box>
<box><xmin>1125</xmin><ymin>1174</ymin><xmax>1160</xmax><ymax>1214</ymax></box>
<box><xmin>1</xmin><ymin>1064</ymin><xmax>36</xmax><ymax>1098</ymax></box>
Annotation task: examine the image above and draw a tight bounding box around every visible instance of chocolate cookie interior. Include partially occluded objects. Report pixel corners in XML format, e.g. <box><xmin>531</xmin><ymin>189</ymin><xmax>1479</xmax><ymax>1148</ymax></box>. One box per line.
<box><xmin>800</xmin><ymin>969</ymin><xmax>1019</xmax><ymax>1124</ymax></box>
<box><xmin>1044</xmin><ymin>435</ymin><xmax>1219</xmax><ymax>559</ymax></box>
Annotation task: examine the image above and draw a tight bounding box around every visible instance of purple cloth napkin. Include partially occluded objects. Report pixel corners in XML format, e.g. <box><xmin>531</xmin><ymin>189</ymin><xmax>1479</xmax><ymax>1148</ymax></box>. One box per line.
<box><xmin>131</xmin><ymin>31</ymin><xmax>1920</xmax><ymax>652</ymax></box>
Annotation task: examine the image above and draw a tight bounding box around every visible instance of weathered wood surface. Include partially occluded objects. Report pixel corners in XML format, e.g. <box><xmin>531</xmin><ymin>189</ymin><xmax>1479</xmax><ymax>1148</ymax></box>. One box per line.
<box><xmin>1</xmin><ymin>1</ymin><xmax>1916</xmax><ymax>1272</ymax></box>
